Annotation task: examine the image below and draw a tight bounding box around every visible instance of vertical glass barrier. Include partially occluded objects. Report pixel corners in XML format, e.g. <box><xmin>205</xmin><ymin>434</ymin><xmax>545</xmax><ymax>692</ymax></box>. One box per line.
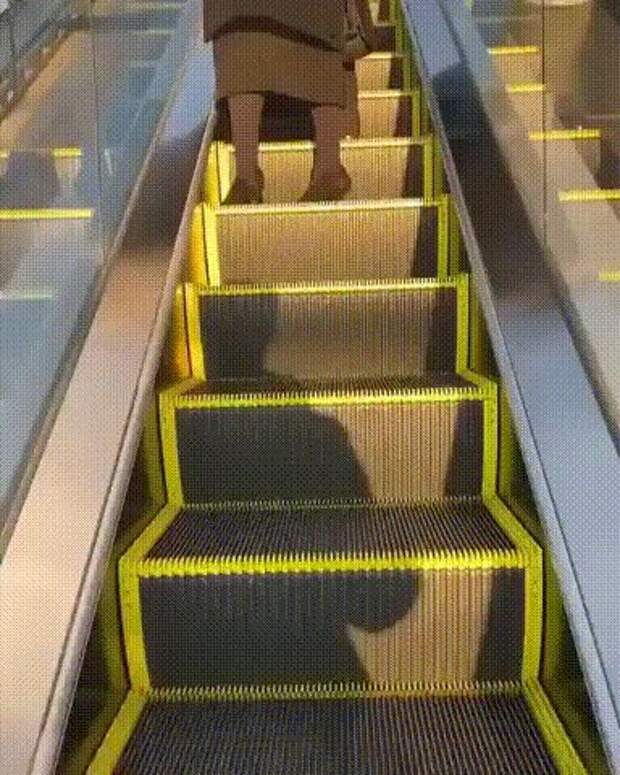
<box><xmin>0</xmin><ymin>0</ymin><xmax>201</xmax><ymax>543</ymax></box>
<box><xmin>540</xmin><ymin>0</ymin><xmax>620</xmax><ymax>440</ymax></box>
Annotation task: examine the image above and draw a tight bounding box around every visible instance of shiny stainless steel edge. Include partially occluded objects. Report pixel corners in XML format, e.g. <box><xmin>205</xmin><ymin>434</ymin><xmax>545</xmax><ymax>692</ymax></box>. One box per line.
<box><xmin>0</xmin><ymin>43</ymin><xmax>216</xmax><ymax>775</ymax></box>
<box><xmin>401</xmin><ymin>0</ymin><xmax>620</xmax><ymax>769</ymax></box>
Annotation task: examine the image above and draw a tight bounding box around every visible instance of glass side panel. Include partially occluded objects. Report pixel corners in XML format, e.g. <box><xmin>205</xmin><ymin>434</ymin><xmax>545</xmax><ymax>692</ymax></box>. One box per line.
<box><xmin>0</xmin><ymin>0</ymin><xmax>200</xmax><ymax>543</ymax></box>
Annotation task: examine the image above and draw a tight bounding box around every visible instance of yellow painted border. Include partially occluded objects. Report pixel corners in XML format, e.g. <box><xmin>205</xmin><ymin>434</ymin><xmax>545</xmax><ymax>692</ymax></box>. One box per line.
<box><xmin>204</xmin><ymin>142</ymin><xmax>222</xmax><ymax>207</ymax></box>
<box><xmin>188</xmin><ymin>204</ymin><xmax>207</xmax><ymax>285</ymax></box>
<box><xmin>436</xmin><ymin>194</ymin><xmax>450</xmax><ymax>278</ymax></box>
<box><xmin>202</xmin><ymin>205</ymin><xmax>221</xmax><ymax>287</ymax></box>
<box><xmin>86</xmin><ymin>691</ymin><xmax>147</xmax><ymax>775</ymax></box>
<box><xmin>488</xmin><ymin>45</ymin><xmax>540</xmax><ymax>56</ymax></box>
<box><xmin>0</xmin><ymin>147</ymin><xmax>83</xmax><ymax>159</ymax></box>
<box><xmin>0</xmin><ymin>208</ymin><xmax>93</xmax><ymax>220</ymax></box>
<box><xmin>184</xmin><ymin>282</ymin><xmax>206</xmax><ymax>380</ymax></box>
<box><xmin>506</xmin><ymin>82</ymin><xmax>546</xmax><ymax>94</ymax></box>
<box><xmin>529</xmin><ymin>128</ymin><xmax>601</xmax><ymax>142</ymax></box>
<box><xmin>159</xmin><ymin>379</ymin><xmax>198</xmax><ymax>504</ymax></box>
<box><xmin>599</xmin><ymin>269</ymin><xmax>620</xmax><ymax>282</ymax></box>
<box><xmin>524</xmin><ymin>680</ymin><xmax>589</xmax><ymax>775</ymax></box>
<box><xmin>455</xmin><ymin>273</ymin><xmax>470</xmax><ymax>373</ymax></box>
<box><xmin>559</xmin><ymin>188</ymin><xmax>620</xmax><ymax>203</ymax></box>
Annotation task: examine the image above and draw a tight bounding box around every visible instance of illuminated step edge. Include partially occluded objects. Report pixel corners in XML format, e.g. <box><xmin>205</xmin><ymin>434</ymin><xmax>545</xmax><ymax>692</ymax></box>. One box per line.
<box><xmin>0</xmin><ymin>209</ymin><xmax>93</xmax><ymax>220</ymax></box>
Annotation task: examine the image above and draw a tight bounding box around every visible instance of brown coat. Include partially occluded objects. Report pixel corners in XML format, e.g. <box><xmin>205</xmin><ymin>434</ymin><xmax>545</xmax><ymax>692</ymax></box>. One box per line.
<box><xmin>203</xmin><ymin>0</ymin><xmax>345</xmax><ymax>50</ymax></box>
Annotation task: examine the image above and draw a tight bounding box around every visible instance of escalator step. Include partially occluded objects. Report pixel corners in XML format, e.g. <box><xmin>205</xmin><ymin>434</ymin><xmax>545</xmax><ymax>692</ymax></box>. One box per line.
<box><xmin>489</xmin><ymin>45</ymin><xmax>542</xmax><ymax>84</ymax></box>
<box><xmin>191</xmin><ymin>198</ymin><xmax>446</xmax><ymax>286</ymax></box>
<box><xmin>125</xmin><ymin>498</ymin><xmax>525</xmax><ymax>688</ymax></box>
<box><xmin>111</xmin><ymin>692</ymin><xmax>557</xmax><ymax>774</ymax></box>
<box><xmin>209</xmin><ymin>138</ymin><xmax>432</xmax><ymax>204</ymax></box>
<box><xmin>356</xmin><ymin>53</ymin><xmax>405</xmax><ymax>91</ymax></box>
<box><xmin>163</xmin><ymin>376</ymin><xmax>488</xmax><ymax>503</ymax></box>
<box><xmin>188</xmin><ymin>278</ymin><xmax>460</xmax><ymax>382</ymax></box>
<box><xmin>529</xmin><ymin>130</ymin><xmax>602</xmax><ymax>190</ymax></box>
<box><xmin>358</xmin><ymin>90</ymin><xmax>419</xmax><ymax>138</ymax></box>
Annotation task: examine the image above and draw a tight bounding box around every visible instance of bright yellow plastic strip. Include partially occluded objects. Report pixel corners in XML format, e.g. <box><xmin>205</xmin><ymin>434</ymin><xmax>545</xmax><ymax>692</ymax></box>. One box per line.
<box><xmin>51</xmin><ymin>147</ymin><xmax>83</xmax><ymax>158</ymax></box>
<box><xmin>203</xmin><ymin>143</ymin><xmax>221</xmax><ymax>207</ymax></box>
<box><xmin>559</xmin><ymin>188</ymin><xmax>620</xmax><ymax>202</ymax></box>
<box><xmin>488</xmin><ymin>45</ymin><xmax>540</xmax><ymax>56</ymax></box>
<box><xmin>455</xmin><ymin>274</ymin><xmax>470</xmax><ymax>373</ymax></box>
<box><xmin>159</xmin><ymin>379</ymin><xmax>198</xmax><ymax>504</ymax></box>
<box><xmin>188</xmin><ymin>204</ymin><xmax>208</xmax><ymax>286</ymax></box>
<box><xmin>422</xmin><ymin>135</ymin><xmax>434</xmax><ymax>201</ymax></box>
<box><xmin>175</xmin><ymin>384</ymin><xmax>490</xmax><ymax>411</ymax></box>
<box><xmin>151</xmin><ymin>678</ymin><xmax>520</xmax><ymax>704</ymax></box>
<box><xmin>184</xmin><ymin>282</ymin><xmax>206</xmax><ymax>380</ymax></box>
<box><xmin>197</xmin><ymin>275</ymin><xmax>459</xmax><ymax>298</ymax></box>
<box><xmin>524</xmin><ymin>680</ymin><xmax>589</xmax><ymax>775</ymax></box>
<box><xmin>138</xmin><ymin>545</ymin><xmax>524</xmax><ymax>579</ymax></box>
<box><xmin>202</xmin><ymin>204</ymin><xmax>221</xmax><ymax>287</ymax></box>
<box><xmin>599</xmin><ymin>269</ymin><xmax>620</xmax><ymax>282</ymax></box>
<box><xmin>436</xmin><ymin>194</ymin><xmax>450</xmax><ymax>278</ymax></box>
<box><xmin>506</xmin><ymin>82</ymin><xmax>546</xmax><ymax>94</ymax></box>
<box><xmin>529</xmin><ymin>128</ymin><xmax>601</xmax><ymax>141</ymax></box>
<box><xmin>0</xmin><ymin>208</ymin><xmax>92</xmax><ymax>220</ymax></box>
<box><xmin>86</xmin><ymin>691</ymin><xmax>147</xmax><ymax>775</ymax></box>
<box><xmin>218</xmin><ymin>196</ymin><xmax>434</xmax><ymax>217</ymax></box>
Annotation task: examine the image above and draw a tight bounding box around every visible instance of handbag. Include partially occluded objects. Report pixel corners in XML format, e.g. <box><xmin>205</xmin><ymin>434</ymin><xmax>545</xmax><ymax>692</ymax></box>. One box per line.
<box><xmin>344</xmin><ymin>0</ymin><xmax>373</xmax><ymax>62</ymax></box>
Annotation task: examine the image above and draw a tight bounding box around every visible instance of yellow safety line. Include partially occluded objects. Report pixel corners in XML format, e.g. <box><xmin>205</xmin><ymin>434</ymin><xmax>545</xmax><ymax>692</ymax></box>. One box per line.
<box><xmin>358</xmin><ymin>88</ymin><xmax>416</xmax><ymax>99</ymax></box>
<box><xmin>196</xmin><ymin>276</ymin><xmax>461</xmax><ymax>298</ymax></box>
<box><xmin>174</xmin><ymin>384</ymin><xmax>491</xmax><ymax>410</ymax></box>
<box><xmin>436</xmin><ymin>194</ymin><xmax>450</xmax><ymax>278</ymax></box>
<box><xmin>137</xmin><ymin>545</ymin><xmax>525</xmax><ymax>579</ymax></box>
<box><xmin>599</xmin><ymin>270</ymin><xmax>620</xmax><ymax>282</ymax></box>
<box><xmin>204</xmin><ymin>142</ymin><xmax>221</xmax><ymax>207</ymax></box>
<box><xmin>234</xmin><ymin>137</ymin><xmax>430</xmax><ymax>153</ymax></box>
<box><xmin>524</xmin><ymin>680</ymin><xmax>589</xmax><ymax>775</ymax></box>
<box><xmin>159</xmin><ymin>380</ymin><xmax>196</xmax><ymax>504</ymax></box>
<box><xmin>189</xmin><ymin>204</ymin><xmax>208</xmax><ymax>286</ymax></box>
<box><xmin>184</xmin><ymin>282</ymin><xmax>206</xmax><ymax>380</ymax></box>
<box><xmin>529</xmin><ymin>128</ymin><xmax>601</xmax><ymax>142</ymax></box>
<box><xmin>558</xmin><ymin>188</ymin><xmax>620</xmax><ymax>202</ymax></box>
<box><xmin>365</xmin><ymin>51</ymin><xmax>403</xmax><ymax>60</ymax></box>
<box><xmin>0</xmin><ymin>208</ymin><xmax>93</xmax><ymax>220</ymax></box>
<box><xmin>455</xmin><ymin>274</ymin><xmax>470</xmax><ymax>373</ymax></box>
<box><xmin>0</xmin><ymin>290</ymin><xmax>54</xmax><ymax>300</ymax></box>
<box><xmin>202</xmin><ymin>206</ymin><xmax>221</xmax><ymax>287</ymax></box>
<box><xmin>506</xmin><ymin>82</ymin><xmax>546</xmax><ymax>94</ymax></box>
<box><xmin>0</xmin><ymin>147</ymin><xmax>82</xmax><ymax>159</ymax></box>
<box><xmin>217</xmin><ymin>197</ymin><xmax>436</xmax><ymax>217</ymax></box>
<box><xmin>488</xmin><ymin>45</ymin><xmax>540</xmax><ymax>56</ymax></box>
<box><xmin>151</xmin><ymin>679</ymin><xmax>521</xmax><ymax>704</ymax></box>
<box><xmin>422</xmin><ymin>134</ymin><xmax>434</xmax><ymax>201</ymax></box>
<box><xmin>86</xmin><ymin>691</ymin><xmax>147</xmax><ymax>775</ymax></box>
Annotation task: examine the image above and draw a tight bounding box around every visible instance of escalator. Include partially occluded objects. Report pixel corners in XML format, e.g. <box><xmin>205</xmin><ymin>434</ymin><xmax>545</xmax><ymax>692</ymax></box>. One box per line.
<box><xmin>78</xmin><ymin>1</ymin><xmax>606</xmax><ymax>772</ymax></box>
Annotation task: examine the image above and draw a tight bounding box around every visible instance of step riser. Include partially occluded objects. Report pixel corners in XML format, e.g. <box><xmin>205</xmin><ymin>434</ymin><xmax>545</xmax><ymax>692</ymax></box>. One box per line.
<box><xmin>206</xmin><ymin>206</ymin><xmax>441</xmax><ymax>285</ymax></box>
<box><xmin>196</xmin><ymin>289</ymin><xmax>458</xmax><ymax>381</ymax></box>
<box><xmin>491</xmin><ymin>54</ymin><xmax>542</xmax><ymax>84</ymax></box>
<box><xmin>233</xmin><ymin>143</ymin><xmax>429</xmax><ymax>203</ymax></box>
<box><xmin>356</xmin><ymin>57</ymin><xmax>405</xmax><ymax>91</ymax></box>
<box><xmin>138</xmin><ymin>568</ymin><xmax>524</xmax><ymax>688</ymax></box>
<box><xmin>359</xmin><ymin>95</ymin><xmax>416</xmax><ymax>138</ymax></box>
<box><xmin>173</xmin><ymin>400</ymin><xmax>484</xmax><ymax>503</ymax></box>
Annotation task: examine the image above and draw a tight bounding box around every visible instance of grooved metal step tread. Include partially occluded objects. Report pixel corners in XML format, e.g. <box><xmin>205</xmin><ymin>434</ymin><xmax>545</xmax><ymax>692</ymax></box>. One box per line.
<box><xmin>109</xmin><ymin>692</ymin><xmax>559</xmax><ymax>774</ymax></box>
<box><xmin>145</xmin><ymin>497</ymin><xmax>517</xmax><ymax>564</ymax></box>
<box><xmin>181</xmin><ymin>374</ymin><xmax>478</xmax><ymax>403</ymax></box>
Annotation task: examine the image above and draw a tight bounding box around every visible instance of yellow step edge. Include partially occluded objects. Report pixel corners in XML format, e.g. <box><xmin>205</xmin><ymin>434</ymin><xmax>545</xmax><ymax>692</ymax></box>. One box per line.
<box><xmin>86</xmin><ymin>691</ymin><xmax>147</xmax><ymax>775</ymax></box>
<box><xmin>558</xmin><ymin>188</ymin><xmax>620</xmax><ymax>202</ymax></box>
<box><xmin>599</xmin><ymin>270</ymin><xmax>620</xmax><ymax>282</ymax></box>
<box><xmin>0</xmin><ymin>147</ymin><xmax>82</xmax><ymax>159</ymax></box>
<box><xmin>529</xmin><ymin>128</ymin><xmax>601</xmax><ymax>142</ymax></box>
<box><xmin>506</xmin><ymin>82</ymin><xmax>546</xmax><ymax>94</ymax></box>
<box><xmin>172</xmin><ymin>382</ymin><xmax>493</xmax><ymax>410</ymax></box>
<box><xmin>214</xmin><ymin>196</ymin><xmax>444</xmax><ymax>217</ymax></box>
<box><xmin>488</xmin><ymin>45</ymin><xmax>540</xmax><ymax>56</ymax></box>
<box><xmin>0</xmin><ymin>208</ymin><xmax>93</xmax><ymax>220</ymax></box>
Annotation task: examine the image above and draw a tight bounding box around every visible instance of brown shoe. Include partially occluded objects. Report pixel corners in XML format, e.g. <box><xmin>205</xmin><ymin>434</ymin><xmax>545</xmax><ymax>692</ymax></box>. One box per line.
<box><xmin>300</xmin><ymin>166</ymin><xmax>352</xmax><ymax>203</ymax></box>
<box><xmin>222</xmin><ymin>170</ymin><xmax>264</xmax><ymax>205</ymax></box>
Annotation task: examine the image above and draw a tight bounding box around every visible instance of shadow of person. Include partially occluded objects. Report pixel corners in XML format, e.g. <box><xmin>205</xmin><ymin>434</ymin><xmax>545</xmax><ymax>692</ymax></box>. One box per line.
<box><xmin>147</xmin><ymin>292</ymin><xmax>420</xmax><ymax>772</ymax></box>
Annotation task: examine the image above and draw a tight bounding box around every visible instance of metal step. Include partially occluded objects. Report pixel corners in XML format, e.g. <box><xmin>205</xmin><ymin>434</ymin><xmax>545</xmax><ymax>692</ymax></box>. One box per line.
<box><xmin>123</xmin><ymin>497</ymin><xmax>525</xmax><ymax>689</ymax></box>
<box><xmin>190</xmin><ymin>198</ymin><xmax>447</xmax><ymax>286</ymax></box>
<box><xmin>356</xmin><ymin>52</ymin><xmax>405</xmax><ymax>91</ymax></box>
<box><xmin>161</xmin><ymin>376</ymin><xmax>490</xmax><ymax>504</ymax></box>
<box><xmin>186</xmin><ymin>277</ymin><xmax>462</xmax><ymax>382</ymax></box>
<box><xmin>358</xmin><ymin>90</ymin><xmax>420</xmax><ymax>138</ymax></box>
<box><xmin>488</xmin><ymin>45</ymin><xmax>542</xmax><ymax>84</ymax></box>
<box><xmin>529</xmin><ymin>129</ymin><xmax>603</xmax><ymax>190</ymax></box>
<box><xmin>208</xmin><ymin>137</ymin><xmax>433</xmax><ymax>205</ymax></box>
<box><xmin>98</xmin><ymin>690</ymin><xmax>560</xmax><ymax>775</ymax></box>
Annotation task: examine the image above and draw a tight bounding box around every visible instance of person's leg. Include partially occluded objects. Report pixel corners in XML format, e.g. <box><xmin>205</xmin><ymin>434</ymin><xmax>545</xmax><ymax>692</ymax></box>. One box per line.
<box><xmin>302</xmin><ymin>104</ymin><xmax>352</xmax><ymax>201</ymax></box>
<box><xmin>225</xmin><ymin>92</ymin><xmax>265</xmax><ymax>203</ymax></box>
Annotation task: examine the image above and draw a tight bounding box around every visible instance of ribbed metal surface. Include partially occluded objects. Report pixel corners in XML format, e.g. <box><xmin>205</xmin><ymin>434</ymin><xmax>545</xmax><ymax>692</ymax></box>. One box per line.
<box><xmin>175</xmin><ymin>397</ymin><xmax>484</xmax><ymax>502</ymax></box>
<box><xmin>490</xmin><ymin>51</ymin><xmax>542</xmax><ymax>85</ymax></box>
<box><xmin>199</xmin><ymin>287</ymin><xmax>457</xmax><ymax>380</ymax></box>
<box><xmin>148</xmin><ymin>498</ymin><xmax>515</xmax><ymax>560</ymax></box>
<box><xmin>116</xmin><ymin>694</ymin><xmax>556</xmax><ymax>774</ymax></box>
<box><xmin>216</xmin><ymin>205</ymin><xmax>438</xmax><ymax>285</ymax></box>
<box><xmin>356</xmin><ymin>55</ymin><xmax>404</xmax><ymax>91</ymax></box>
<box><xmin>141</xmin><ymin>567</ymin><xmax>524</xmax><ymax>686</ymax></box>
<box><xmin>359</xmin><ymin>94</ymin><xmax>414</xmax><ymax>138</ymax></box>
<box><xmin>254</xmin><ymin>141</ymin><xmax>423</xmax><ymax>202</ymax></box>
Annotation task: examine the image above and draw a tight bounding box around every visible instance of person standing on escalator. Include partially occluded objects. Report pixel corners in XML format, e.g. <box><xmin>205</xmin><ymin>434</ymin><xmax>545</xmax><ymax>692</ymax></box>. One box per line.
<box><xmin>204</xmin><ymin>0</ymin><xmax>378</xmax><ymax>204</ymax></box>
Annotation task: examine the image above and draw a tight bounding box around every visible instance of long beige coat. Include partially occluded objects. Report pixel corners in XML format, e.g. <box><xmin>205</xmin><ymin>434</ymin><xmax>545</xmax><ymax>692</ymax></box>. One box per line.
<box><xmin>203</xmin><ymin>0</ymin><xmax>345</xmax><ymax>50</ymax></box>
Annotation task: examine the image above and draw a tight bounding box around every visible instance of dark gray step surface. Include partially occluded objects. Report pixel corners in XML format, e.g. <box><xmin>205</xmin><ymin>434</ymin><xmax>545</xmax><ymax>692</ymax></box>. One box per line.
<box><xmin>115</xmin><ymin>693</ymin><xmax>556</xmax><ymax>774</ymax></box>
<box><xmin>196</xmin><ymin>284</ymin><xmax>458</xmax><ymax>381</ymax></box>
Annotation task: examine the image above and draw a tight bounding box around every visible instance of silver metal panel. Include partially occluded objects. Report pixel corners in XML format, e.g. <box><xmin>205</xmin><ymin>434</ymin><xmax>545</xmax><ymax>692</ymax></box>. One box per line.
<box><xmin>0</xmin><ymin>42</ymin><xmax>215</xmax><ymax>775</ymax></box>
<box><xmin>401</xmin><ymin>0</ymin><xmax>620</xmax><ymax>770</ymax></box>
